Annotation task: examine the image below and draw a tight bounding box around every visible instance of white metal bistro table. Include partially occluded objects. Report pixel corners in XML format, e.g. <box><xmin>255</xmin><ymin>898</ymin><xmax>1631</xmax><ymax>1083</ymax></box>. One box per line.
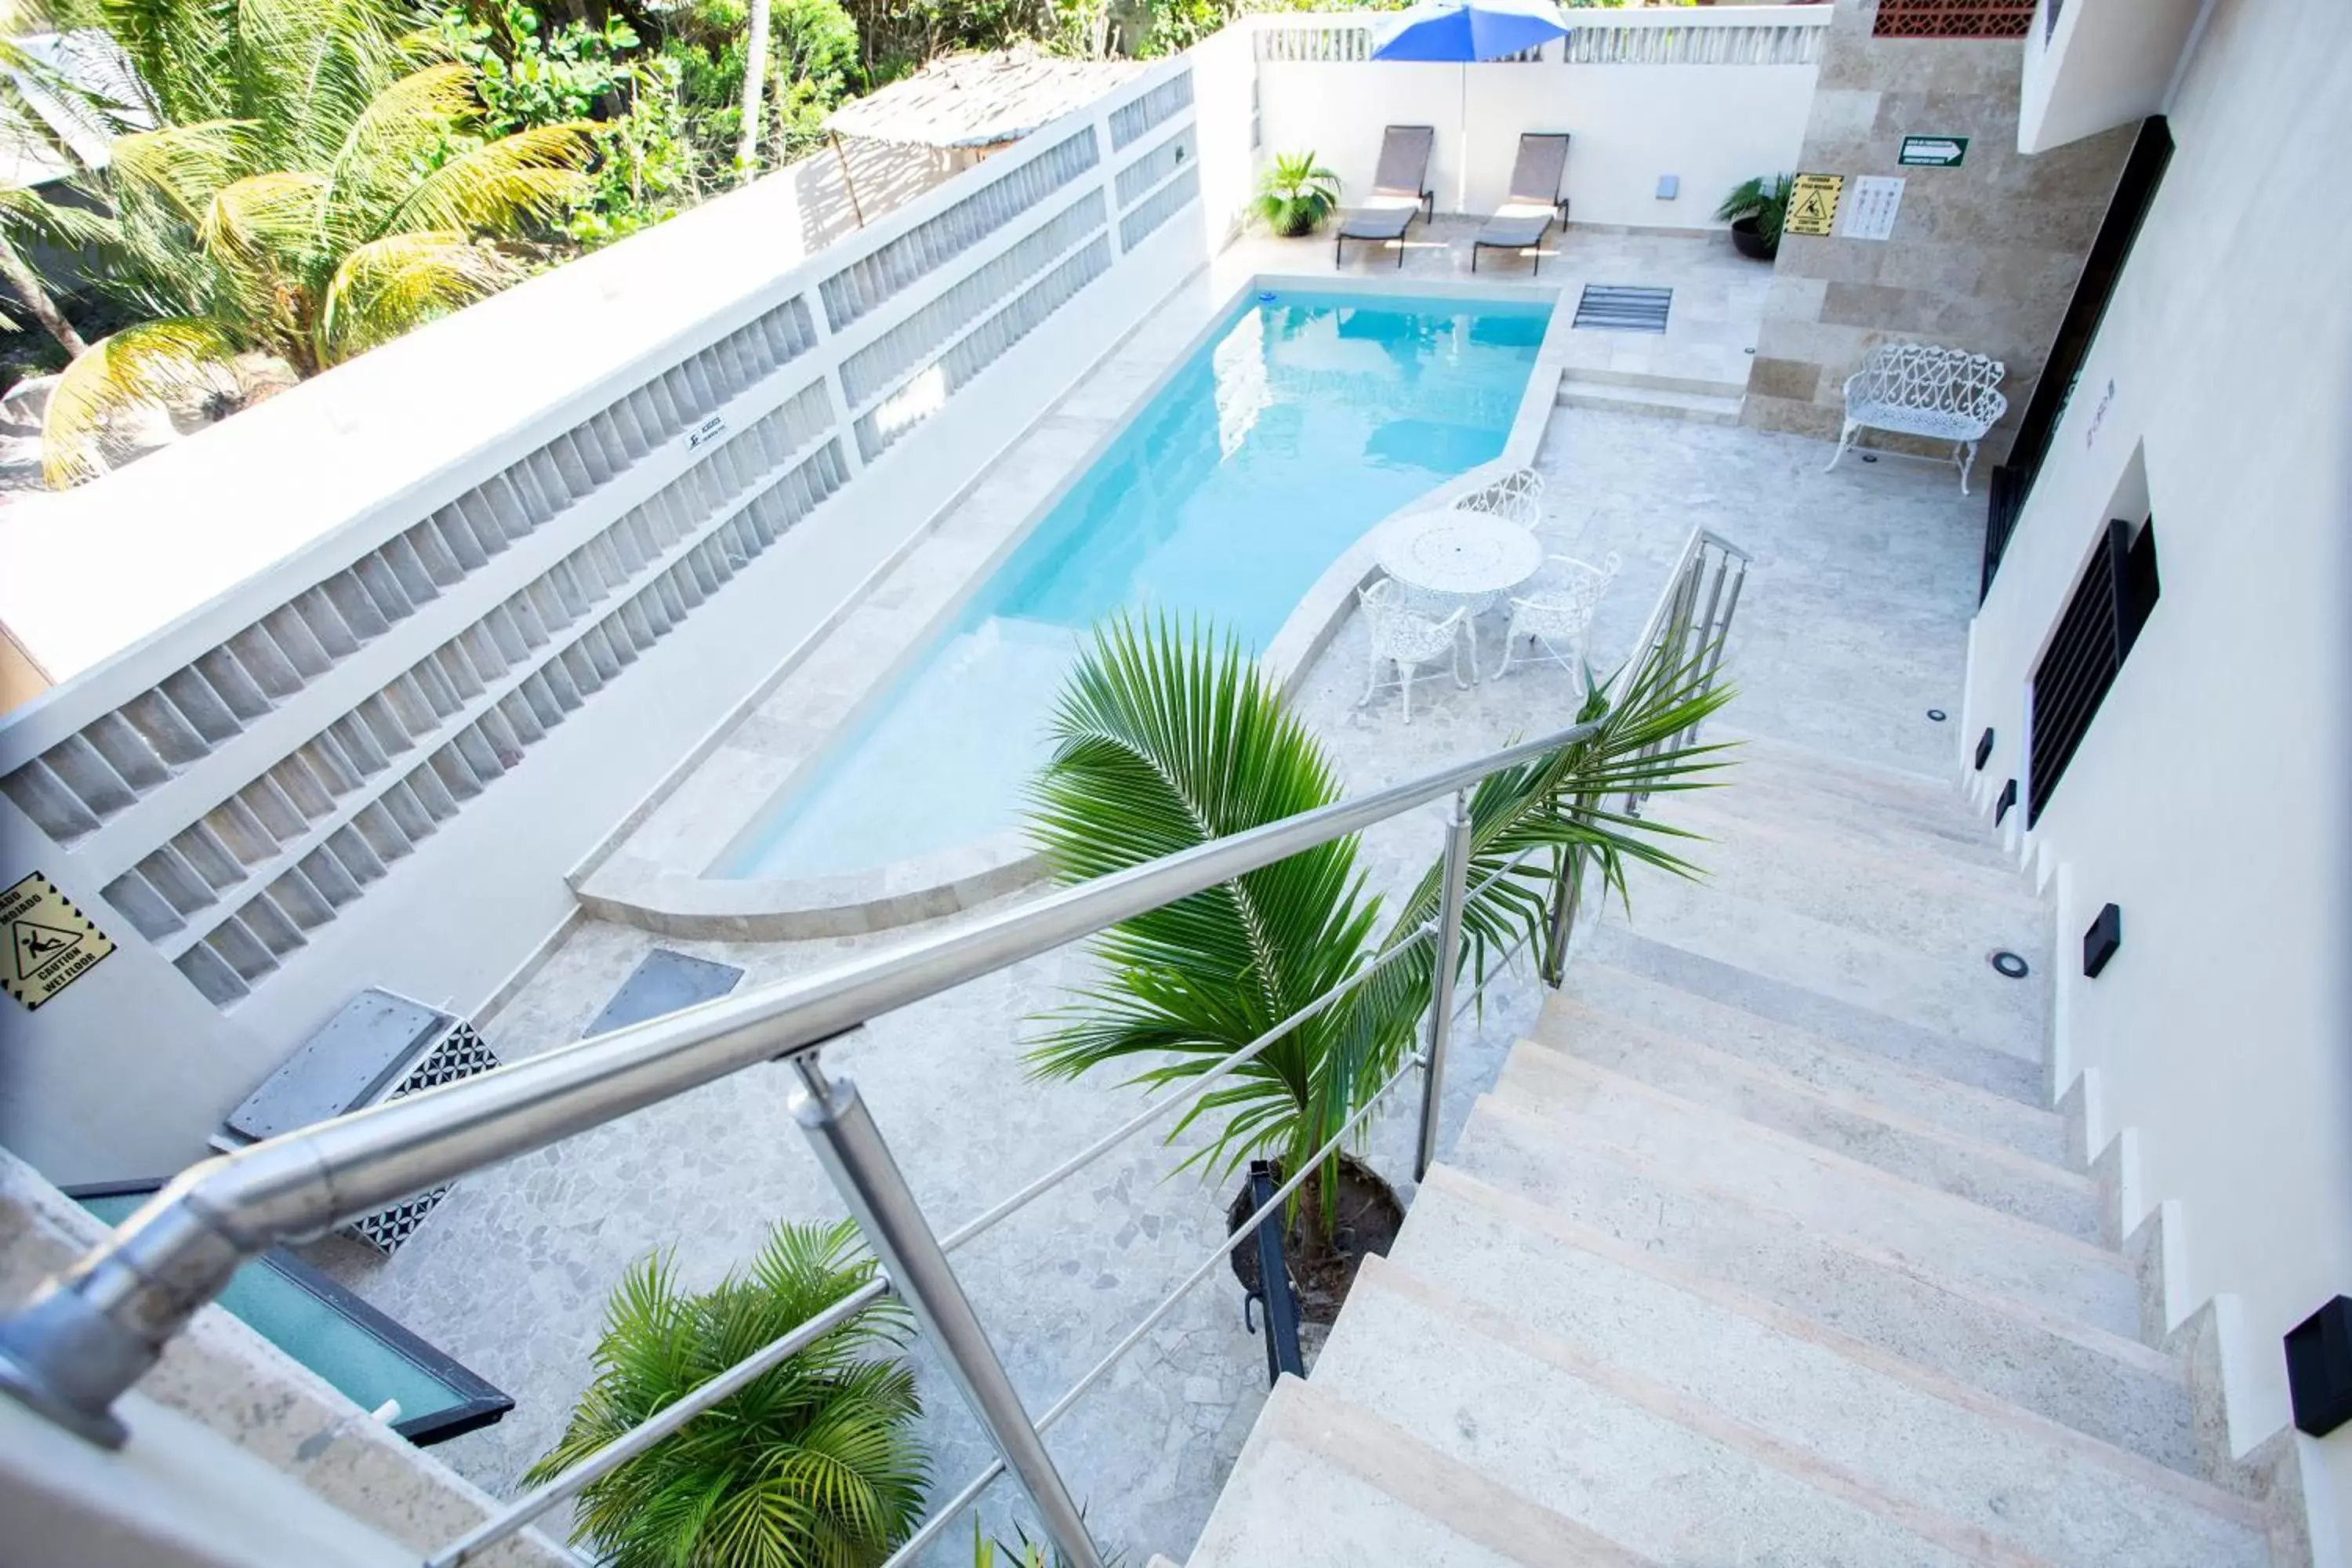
<box><xmin>1370</xmin><ymin>507</ymin><xmax>1544</xmax><ymax>678</ymax></box>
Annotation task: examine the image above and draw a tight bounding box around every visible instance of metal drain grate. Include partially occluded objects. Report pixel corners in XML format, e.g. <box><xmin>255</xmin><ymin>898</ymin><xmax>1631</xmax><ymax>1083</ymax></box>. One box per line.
<box><xmin>1573</xmin><ymin>285</ymin><xmax>1672</xmax><ymax>334</ymax></box>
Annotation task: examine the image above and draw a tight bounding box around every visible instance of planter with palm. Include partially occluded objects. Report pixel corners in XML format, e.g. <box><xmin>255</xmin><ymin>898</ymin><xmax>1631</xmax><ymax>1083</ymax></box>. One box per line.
<box><xmin>527</xmin><ymin>1218</ymin><xmax>928</xmax><ymax>1567</ymax></box>
<box><xmin>1251</xmin><ymin>152</ymin><xmax>1341</xmax><ymax>238</ymax></box>
<box><xmin>1716</xmin><ymin>172</ymin><xmax>1792</xmax><ymax>260</ymax></box>
<box><xmin>1025</xmin><ymin>615</ymin><xmax>1732</xmax><ymax>1319</ymax></box>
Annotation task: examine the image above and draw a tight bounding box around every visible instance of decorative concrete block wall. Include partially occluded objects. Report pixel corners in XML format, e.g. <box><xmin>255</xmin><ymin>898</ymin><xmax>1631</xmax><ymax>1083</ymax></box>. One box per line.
<box><xmin>1742</xmin><ymin>0</ymin><xmax>2136</xmax><ymax>456</ymax></box>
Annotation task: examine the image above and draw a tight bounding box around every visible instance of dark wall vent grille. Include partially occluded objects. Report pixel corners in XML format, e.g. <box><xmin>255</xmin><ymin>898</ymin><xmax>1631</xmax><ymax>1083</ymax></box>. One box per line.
<box><xmin>1874</xmin><ymin>0</ymin><xmax>2036</xmax><ymax>38</ymax></box>
<box><xmin>2027</xmin><ymin>517</ymin><xmax>2158</xmax><ymax>825</ymax></box>
<box><xmin>1573</xmin><ymin>285</ymin><xmax>1671</xmax><ymax>334</ymax></box>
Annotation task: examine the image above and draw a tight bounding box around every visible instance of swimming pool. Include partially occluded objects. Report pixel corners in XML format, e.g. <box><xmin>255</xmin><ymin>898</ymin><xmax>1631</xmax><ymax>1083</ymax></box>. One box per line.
<box><xmin>720</xmin><ymin>289</ymin><xmax>1551</xmax><ymax>881</ymax></box>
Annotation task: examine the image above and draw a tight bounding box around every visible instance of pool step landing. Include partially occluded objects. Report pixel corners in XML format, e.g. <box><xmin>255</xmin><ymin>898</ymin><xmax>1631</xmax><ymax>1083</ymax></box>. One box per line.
<box><xmin>1557</xmin><ymin>368</ymin><xmax>1744</xmax><ymax>425</ymax></box>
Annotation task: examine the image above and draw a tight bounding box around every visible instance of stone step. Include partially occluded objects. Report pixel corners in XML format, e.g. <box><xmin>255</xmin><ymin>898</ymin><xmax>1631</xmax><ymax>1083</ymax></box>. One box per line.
<box><xmin>1529</xmin><ymin>1000</ymin><xmax>2100</xmax><ymax>1240</ymax></box>
<box><xmin>1486</xmin><ymin>1047</ymin><xmax>2139</xmax><ymax>1334</ymax></box>
<box><xmin>1559</xmin><ymin>959</ymin><xmax>2069</xmax><ymax>1163</ymax></box>
<box><xmin>1185</xmin><ymin>1375</ymin><xmax>1657</xmax><ymax>1568</ymax></box>
<box><xmin>1312</xmin><ymin>1257</ymin><xmax>2031</xmax><ymax>1567</ymax></box>
<box><xmin>1647</xmin><ymin>785</ymin><xmax>2042</xmax><ymax>930</ymax></box>
<box><xmin>1603</xmin><ymin>865</ymin><xmax>2049</xmax><ymax>1067</ymax></box>
<box><xmin>1578</xmin><ymin>926</ymin><xmax>2048</xmax><ymax>1105</ymax></box>
<box><xmin>1385</xmin><ymin>1176</ymin><xmax>2263</xmax><ymax>1566</ymax></box>
<box><xmin>1558</xmin><ymin>377</ymin><xmax>1744</xmax><ymax>425</ymax></box>
<box><xmin>1434</xmin><ymin>1127</ymin><xmax>2200</xmax><ymax>1473</ymax></box>
<box><xmin>1709</xmin><ymin>724</ymin><xmax>1981</xmax><ymax>826</ymax></box>
<box><xmin>1682</xmin><ymin>763</ymin><xmax>2020</xmax><ymax>873</ymax></box>
<box><xmin>1627</xmin><ymin>801</ymin><xmax>2050</xmax><ymax>979</ymax></box>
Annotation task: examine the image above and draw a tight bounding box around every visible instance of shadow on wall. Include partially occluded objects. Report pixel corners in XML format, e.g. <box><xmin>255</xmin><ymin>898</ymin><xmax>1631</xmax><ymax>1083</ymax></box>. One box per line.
<box><xmin>794</xmin><ymin>138</ymin><xmax>960</xmax><ymax>257</ymax></box>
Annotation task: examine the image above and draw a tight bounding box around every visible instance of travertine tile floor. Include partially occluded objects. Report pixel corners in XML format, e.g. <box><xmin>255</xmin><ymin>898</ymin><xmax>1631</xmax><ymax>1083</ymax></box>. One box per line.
<box><xmin>318</xmin><ymin>402</ymin><xmax>1983</xmax><ymax>1564</ymax></box>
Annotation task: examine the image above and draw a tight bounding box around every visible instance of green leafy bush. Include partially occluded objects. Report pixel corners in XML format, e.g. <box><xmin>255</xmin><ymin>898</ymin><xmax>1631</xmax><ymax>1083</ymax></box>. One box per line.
<box><xmin>1715</xmin><ymin>173</ymin><xmax>1794</xmax><ymax>249</ymax></box>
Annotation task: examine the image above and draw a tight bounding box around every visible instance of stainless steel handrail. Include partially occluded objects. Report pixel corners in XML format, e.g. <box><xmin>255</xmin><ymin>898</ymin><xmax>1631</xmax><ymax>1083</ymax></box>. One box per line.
<box><xmin>0</xmin><ymin>524</ymin><xmax>1751</xmax><ymax>1568</ymax></box>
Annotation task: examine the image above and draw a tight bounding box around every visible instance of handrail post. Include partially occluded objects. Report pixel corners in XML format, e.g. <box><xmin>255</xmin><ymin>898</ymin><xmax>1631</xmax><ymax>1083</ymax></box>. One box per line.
<box><xmin>789</xmin><ymin>1055</ymin><xmax>1102</xmax><ymax>1568</ymax></box>
<box><xmin>1541</xmin><ymin>811</ymin><xmax>1590</xmax><ymax>989</ymax></box>
<box><xmin>1415</xmin><ymin>791</ymin><xmax>1475</xmax><ymax>1182</ymax></box>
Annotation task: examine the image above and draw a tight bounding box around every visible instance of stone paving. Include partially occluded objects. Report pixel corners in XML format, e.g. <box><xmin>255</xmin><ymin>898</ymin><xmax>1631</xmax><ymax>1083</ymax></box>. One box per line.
<box><xmin>317</xmin><ymin>379</ymin><xmax>1982</xmax><ymax>1561</ymax></box>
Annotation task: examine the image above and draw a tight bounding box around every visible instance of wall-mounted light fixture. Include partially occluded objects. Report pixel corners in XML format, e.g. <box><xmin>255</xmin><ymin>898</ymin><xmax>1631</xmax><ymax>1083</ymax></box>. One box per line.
<box><xmin>2082</xmin><ymin>902</ymin><xmax>2122</xmax><ymax>978</ymax></box>
<box><xmin>1655</xmin><ymin>175</ymin><xmax>1679</xmax><ymax>201</ymax></box>
<box><xmin>1994</xmin><ymin>778</ymin><xmax>2017</xmax><ymax>825</ymax></box>
<box><xmin>2287</xmin><ymin>1298</ymin><xmax>2352</xmax><ymax>1436</ymax></box>
<box><xmin>1975</xmin><ymin>728</ymin><xmax>1994</xmax><ymax>770</ymax></box>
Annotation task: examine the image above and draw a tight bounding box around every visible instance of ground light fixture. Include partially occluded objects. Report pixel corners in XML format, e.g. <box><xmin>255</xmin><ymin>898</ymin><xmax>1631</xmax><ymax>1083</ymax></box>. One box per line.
<box><xmin>1989</xmin><ymin>950</ymin><xmax>2031</xmax><ymax>979</ymax></box>
<box><xmin>1926</xmin><ymin>708</ymin><xmax>1946</xmax><ymax>721</ymax></box>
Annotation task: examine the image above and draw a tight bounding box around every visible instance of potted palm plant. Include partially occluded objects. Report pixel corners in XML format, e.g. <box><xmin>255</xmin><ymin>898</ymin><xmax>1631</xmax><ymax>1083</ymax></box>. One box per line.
<box><xmin>528</xmin><ymin>1220</ymin><xmax>929</xmax><ymax>1566</ymax></box>
<box><xmin>1024</xmin><ymin>615</ymin><xmax>1732</xmax><ymax>1322</ymax></box>
<box><xmin>1252</xmin><ymin>152</ymin><xmax>1342</xmax><ymax>238</ymax></box>
<box><xmin>1717</xmin><ymin>173</ymin><xmax>1793</xmax><ymax>260</ymax></box>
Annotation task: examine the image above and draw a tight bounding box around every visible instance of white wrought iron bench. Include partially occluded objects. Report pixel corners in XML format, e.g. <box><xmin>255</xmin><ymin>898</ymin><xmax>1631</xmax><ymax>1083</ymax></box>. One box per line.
<box><xmin>1824</xmin><ymin>343</ymin><xmax>2009</xmax><ymax>495</ymax></box>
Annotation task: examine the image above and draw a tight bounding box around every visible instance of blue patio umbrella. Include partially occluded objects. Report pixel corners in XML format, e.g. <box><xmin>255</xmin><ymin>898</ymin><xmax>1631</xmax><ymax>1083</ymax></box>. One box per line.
<box><xmin>1372</xmin><ymin>0</ymin><xmax>1570</xmax><ymax>212</ymax></box>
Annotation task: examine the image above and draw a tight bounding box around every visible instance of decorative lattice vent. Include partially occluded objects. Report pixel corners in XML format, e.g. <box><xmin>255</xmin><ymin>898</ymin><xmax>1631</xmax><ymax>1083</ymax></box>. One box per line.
<box><xmin>346</xmin><ymin>1020</ymin><xmax>501</xmax><ymax>1254</ymax></box>
<box><xmin>1873</xmin><ymin>0</ymin><xmax>2036</xmax><ymax>39</ymax></box>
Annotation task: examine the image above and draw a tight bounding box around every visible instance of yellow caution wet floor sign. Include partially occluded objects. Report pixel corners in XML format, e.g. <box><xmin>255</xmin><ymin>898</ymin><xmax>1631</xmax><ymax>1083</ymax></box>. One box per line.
<box><xmin>1784</xmin><ymin>173</ymin><xmax>1846</xmax><ymax>238</ymax></box>
<box><xmin>2</xmin><ymin>871</ymin><xmax>114</xmax><ymax>1010</ymax></box>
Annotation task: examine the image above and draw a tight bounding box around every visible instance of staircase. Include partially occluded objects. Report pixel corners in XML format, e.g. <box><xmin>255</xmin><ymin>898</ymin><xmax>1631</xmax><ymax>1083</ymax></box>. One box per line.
<box><xmin>1184</xmin><ymin>728</ymin><xmax>2286</xmax><ymax>1567</ymax></box>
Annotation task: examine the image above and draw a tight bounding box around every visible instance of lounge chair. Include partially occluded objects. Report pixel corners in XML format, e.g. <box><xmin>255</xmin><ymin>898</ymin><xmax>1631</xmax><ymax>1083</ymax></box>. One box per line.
<box><xmin>1334</xmin><ymin>125</ymin><xmax>1436</xmax><ymax>269</ymax></box>
<box><xmin>1471</xmin><ymin>133</ymin><xmax>1572</xmax><ymax>275</ymax></box>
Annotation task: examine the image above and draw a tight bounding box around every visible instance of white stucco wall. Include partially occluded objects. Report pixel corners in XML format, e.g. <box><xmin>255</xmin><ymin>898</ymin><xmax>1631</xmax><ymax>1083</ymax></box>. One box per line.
<box><xmin>1257</xmin><ymin>40</ymin><xmax>1820</xmax><ymax>227</ymax></box>
<box><xmin>1961</xmin><ymin>0</ymin><xmax>2352</xmax><ymax>1540</ymax></box>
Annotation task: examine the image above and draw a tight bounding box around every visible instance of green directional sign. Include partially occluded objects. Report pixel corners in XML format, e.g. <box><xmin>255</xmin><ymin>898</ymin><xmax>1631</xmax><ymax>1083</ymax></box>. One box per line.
<box><xmin>1899</xmin><ymin>135</ymin><xmax>1969</xmax><ymax>169</ymax></box>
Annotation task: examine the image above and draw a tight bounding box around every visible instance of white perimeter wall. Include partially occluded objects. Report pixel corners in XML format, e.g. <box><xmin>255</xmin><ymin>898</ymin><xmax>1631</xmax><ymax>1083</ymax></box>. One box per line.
<box><xmin>0</xmin><ymin>60</ymin><xmax>1236</xmax><ymax>1187</ymax></box>
<box><xmin>1257</xmin><ymin>27</ymin><xmax>1820</xmax><ymax>227</ymax></box>
<box><xmin>1961</xmin><ymin>0</ymin><xmax>2352</xmax><ymax>1535</ymax></box>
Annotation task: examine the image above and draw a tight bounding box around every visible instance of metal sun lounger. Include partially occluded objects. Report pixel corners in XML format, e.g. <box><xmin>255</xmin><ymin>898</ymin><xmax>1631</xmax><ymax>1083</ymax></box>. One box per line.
<box><xmin>1472</xmin><ymin>132</ymin><xmax>1573</xmax><ymax>275</ymax></box>
<box><xmin>1334</xmin><ymin>124</ymin><xmax>1436</xmax><ymax>268</ymax></box>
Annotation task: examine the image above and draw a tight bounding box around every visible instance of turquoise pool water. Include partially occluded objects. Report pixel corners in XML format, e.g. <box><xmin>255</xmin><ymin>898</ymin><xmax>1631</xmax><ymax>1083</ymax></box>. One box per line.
<box><xmin>721</xmin><ymin>290</ymin><xmax>1550</xmax><ymax>880</ymax></box>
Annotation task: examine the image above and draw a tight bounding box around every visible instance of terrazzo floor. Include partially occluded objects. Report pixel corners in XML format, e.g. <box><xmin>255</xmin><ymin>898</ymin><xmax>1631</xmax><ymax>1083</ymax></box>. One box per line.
<box><xmin>317</xmin><ymin>396</ymin><xmax>1984</xmax><ymax>1564</ymax></box>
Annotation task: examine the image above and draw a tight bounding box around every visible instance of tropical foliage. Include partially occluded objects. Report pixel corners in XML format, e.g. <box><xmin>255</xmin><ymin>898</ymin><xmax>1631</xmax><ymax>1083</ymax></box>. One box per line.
<box><xmin>1025</xmin><ymin>615</ymin><xmax>1733</xmax><ymax>1232</ymax></box>
<box><xmin>1251</xmin><ymin>151</ymin><xmax>1339</xmax><ymax>238</ymax></box>
<box><xmin>1715</xmin><ymin>172</ymin><xmax>1794</xmax><ymax>250</ymax></box>
<box><xmin>526</xmin><ymin>1218</ymin><xmax>928</xmax><ymax>1568</ymax></box>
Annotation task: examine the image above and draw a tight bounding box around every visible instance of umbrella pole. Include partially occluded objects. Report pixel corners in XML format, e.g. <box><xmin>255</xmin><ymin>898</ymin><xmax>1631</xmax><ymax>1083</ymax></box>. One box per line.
<box><xmin>1457</xmin><ymin>61</ymin><xmax>1469</xmax><ymax>216</ymax></box>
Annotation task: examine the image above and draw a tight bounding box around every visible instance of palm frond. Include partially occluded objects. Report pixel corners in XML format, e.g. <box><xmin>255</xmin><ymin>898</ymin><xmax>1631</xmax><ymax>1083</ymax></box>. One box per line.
<box><xmin>41</xmin><ymin>317</ymin><xmax>239</xmax><ymax>488</ymax></box>
<box><xmin>376</xmin><ymin>120</ymin><xmax>596</xmax><ymax>241</ymax></box>
<box><xmin>0</xmin><ymin>183</ymin><xmax>121</xmax><ymax>252</ymax></box>
<box><xmin>314</xmin><ymin>228</ymin><xmax>520</xmax><ymax>363</ymax></box>
<box><xmin>315</xmin><ymin>61</ymin><xmax>477</xmax><ymax>241</ymax></box>
<box><xmin>1025</xmin><ymin>614</ymin><xmax>1387</xmax><ymax>1178</ymax></box>
<box><xmin>107</xmin><ymin>118</ymin><xmax>259</xmax><ymax>223</ymax></box>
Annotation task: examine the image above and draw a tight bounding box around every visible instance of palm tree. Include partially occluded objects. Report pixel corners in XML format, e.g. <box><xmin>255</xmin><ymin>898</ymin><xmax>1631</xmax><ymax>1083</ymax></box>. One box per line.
<box><xmin>1025</xmin><ymin>614</ymin><xmax>1732</xmax><ymax>1234</ymax></box>
<box><xmin>528</xmin><ymin>1219</ymin><xmax>930</xmax><ymax>1568</ymax></box>
<box><xmin>40</xmin><ymin>0</ymin><xmax>597</xmax><ymax>485</ymax></box>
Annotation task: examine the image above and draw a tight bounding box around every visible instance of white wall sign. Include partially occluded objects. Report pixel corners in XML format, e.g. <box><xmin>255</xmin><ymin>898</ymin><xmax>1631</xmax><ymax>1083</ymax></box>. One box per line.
<box><xmin>1841</xmin><ymin>176</ymin><xmax>1906</xmax><ymax>242</ymax></box>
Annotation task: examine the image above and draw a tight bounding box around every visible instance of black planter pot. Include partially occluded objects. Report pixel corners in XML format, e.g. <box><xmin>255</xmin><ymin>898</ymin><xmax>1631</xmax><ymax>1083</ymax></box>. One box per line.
<box><xmin>1730</xmin><ymin>216</ymin><xmax>1779</xmax><ymax>262</ymax></box>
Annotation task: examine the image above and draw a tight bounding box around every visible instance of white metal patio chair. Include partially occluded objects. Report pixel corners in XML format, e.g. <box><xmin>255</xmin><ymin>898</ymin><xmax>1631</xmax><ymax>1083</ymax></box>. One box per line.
<box><xmin>1492</xmin><ymin>550</ymin><xmax>1620</xmax><ymax>682</ymax></box>
<box><xmin>1358</xmin><ymin>576</ymin><xmax>1468</xmax><ymax>723</ymax></box>
<box><xmin>1448</xmin><ymin>467</ymin><xmax>1546</xmax><ymax>532</ymax></box>
<box><xmin>1824</xmin><ymin>343</ymin><xmax>2009</xmax><ymax>495</ymax></box>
